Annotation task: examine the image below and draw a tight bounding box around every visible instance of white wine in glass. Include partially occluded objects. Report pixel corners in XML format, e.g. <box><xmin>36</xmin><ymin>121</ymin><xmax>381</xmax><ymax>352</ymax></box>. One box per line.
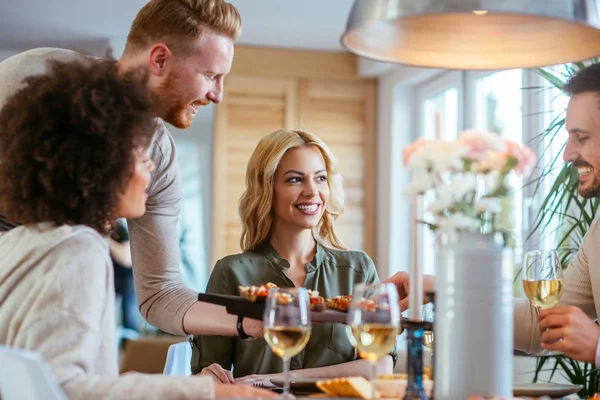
<box><xmin>522</xmin><ymin>249</ymin><xmax>564</xmax><ymax>355</ymax></box>
<box><xmin>422</xmin><ymin>303</ymin><xmax>435</xmax><ymax>353</ymax></box>
<box><xmin>264</xmin><ymin>326</ymin><xmax>311</xmax><ymax>359</ymax></box>
<box><xmin>347</xmin><ymin>283</ymin><xmax>400</xmax><ymax>399</ymax></box>
<box><xmin>423</xmin><ymin>331</ymin><xmax>435</xmax><ymax>351</ymax></box>
<box><xmin>263</xmin><ymin>288</ymin><xmax>311</xmax><ymax>399</ymax></box>
<box><xmin>351</xmin><ymin>323</ymin><xmax>399</xmax><ymax>361</ymax></box>
<box><xmin>522</xmin><ymin>279</ymin><xmax>563</xmax><ymax>309</ymax></box>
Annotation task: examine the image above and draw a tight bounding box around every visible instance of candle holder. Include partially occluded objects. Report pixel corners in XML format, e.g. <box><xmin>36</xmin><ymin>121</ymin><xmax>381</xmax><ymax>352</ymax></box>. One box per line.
<box><xmin>402</xmin><ymin>318</ymin><xmax>432</xmax><ymax>400</ymax></box>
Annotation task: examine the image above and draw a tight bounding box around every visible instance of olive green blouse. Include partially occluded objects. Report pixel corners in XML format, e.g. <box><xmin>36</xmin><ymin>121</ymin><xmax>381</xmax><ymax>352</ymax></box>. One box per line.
<box><xmin>191</xmin><ymin>242</ymin><xmax>397</xmax><ymax>377</ymax></box>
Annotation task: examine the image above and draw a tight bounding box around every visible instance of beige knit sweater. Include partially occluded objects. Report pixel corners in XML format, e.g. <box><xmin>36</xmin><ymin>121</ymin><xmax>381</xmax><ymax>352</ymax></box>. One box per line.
<box><xmin>0</xmin><ymin>223</ymin><xmax>213</xmax><ymax>400</ymax></box>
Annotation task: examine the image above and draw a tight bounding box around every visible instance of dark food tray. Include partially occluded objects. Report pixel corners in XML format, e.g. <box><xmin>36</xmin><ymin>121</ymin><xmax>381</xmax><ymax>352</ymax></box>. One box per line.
<box><xmin>197</xmin><ymin>293</ymin><xmax>434</xmax><ymax>331</ymax></box>
<box><xmin>197</xmin><ymin>293</ymin><xmax>347</xmax><ymax>323</ymax></box>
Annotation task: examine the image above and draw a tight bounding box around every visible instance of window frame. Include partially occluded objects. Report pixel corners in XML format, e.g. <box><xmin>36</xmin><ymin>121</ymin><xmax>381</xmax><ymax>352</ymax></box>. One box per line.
<box><xmin>404</xmin><ymin>69</ymin><xmax>548</xmax><ymax>277</ymax></box>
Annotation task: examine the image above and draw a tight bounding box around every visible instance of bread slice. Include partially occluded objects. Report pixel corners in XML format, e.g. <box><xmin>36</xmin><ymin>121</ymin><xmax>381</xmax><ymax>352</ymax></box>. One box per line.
<box><xmin>316</xmin><ymin>376</ymin><xmax>378</xmax><ymax>399</ymax></box>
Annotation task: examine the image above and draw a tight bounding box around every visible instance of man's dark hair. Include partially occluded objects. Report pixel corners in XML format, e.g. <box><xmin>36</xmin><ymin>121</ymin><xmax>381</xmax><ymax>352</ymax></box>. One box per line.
<box><xmin>563</xmin><ymin>63</ymin><xmax>600</xmax><ymax>96</ymax></box>
<box><xmin>0</xmin><ymin>58</ymin><xmax>156</xmax><ymax>233</ymax></box>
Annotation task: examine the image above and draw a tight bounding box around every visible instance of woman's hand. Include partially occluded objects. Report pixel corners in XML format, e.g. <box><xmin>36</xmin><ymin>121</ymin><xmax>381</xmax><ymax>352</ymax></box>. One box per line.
<box><xmin>235</xmin><ymin>373</ymin><xmax>280</xmax><ymax>388</ymax></box>
<box><xmin>200</xmin><ymin>363</ymin><xmax>235</xmax><ymax>384</ymax></box>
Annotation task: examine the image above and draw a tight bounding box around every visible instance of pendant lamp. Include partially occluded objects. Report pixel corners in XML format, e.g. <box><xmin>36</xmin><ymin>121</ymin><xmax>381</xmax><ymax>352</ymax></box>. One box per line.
<box><xmin>341</xmin><ymin>0</ymin><xmax>600</xmax><ymax>69</ymax></box>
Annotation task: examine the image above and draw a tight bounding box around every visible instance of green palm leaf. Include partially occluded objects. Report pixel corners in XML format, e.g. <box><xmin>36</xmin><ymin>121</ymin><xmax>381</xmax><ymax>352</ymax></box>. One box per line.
<box><xmin>528</xmin><ymin>61</ymin><xmax>599</xmax><ymax>396</ymax></box>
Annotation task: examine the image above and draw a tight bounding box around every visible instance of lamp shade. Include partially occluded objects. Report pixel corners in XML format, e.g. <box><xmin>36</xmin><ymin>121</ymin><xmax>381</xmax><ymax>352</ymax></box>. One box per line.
<box><xmin>341</xmin><ymin>0</ymin><xmax>600</xmax><ymax>70</ymax></box>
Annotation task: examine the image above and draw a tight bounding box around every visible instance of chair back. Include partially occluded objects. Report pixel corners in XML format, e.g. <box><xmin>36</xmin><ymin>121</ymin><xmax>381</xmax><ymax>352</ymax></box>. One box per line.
<box><xmin>0</xmin><ymin>345</ymin><xmax>67</xmax><ymax>400</ymax></box>
<box><xmin>163</xmin><ymin>340</ymin><xmax>192</xmax><ymax>376</ymax></box>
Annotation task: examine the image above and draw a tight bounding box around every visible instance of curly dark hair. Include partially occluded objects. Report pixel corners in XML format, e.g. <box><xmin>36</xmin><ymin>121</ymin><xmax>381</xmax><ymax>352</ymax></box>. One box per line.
<box><xmin>0</xmin><ymin>58</ymin><xmax>157</xmax><ymax>233</ymax></box>
<box><xmin>564</xmin><ymin>63</ymin><xmax>600</xmax><ymax>96</ymax></box>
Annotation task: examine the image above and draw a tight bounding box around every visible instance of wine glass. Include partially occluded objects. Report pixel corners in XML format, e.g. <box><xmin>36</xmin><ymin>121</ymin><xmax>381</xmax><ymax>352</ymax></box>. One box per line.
<box><xmin>422</xmin><ymin>302</ymin><xmax>435</xmax><ymax>361</ymax></box>
<box><xmin>263</xmin><ymin>287</ymin><xmax>312</xmax><ymax>399</ymax></box>
<box><xmin>347</xmin><ymin>283</ymin><xmax>401</xmax><ymax>399</ymax></box>
<box><xmin>522</xmin><ymin>249</ymin><xmax>564</xmax><ymax>355</ymax></box>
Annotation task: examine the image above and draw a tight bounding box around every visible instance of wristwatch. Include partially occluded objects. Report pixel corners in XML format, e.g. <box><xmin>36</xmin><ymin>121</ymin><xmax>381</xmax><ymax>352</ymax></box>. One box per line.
<box><xmin>237</xmin><ymin>315</ymin><xmax>253</xmax><ymax>340</ymax></box>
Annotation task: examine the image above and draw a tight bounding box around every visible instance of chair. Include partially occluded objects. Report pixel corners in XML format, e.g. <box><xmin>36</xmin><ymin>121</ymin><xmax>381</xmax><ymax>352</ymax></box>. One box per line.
<box><xmin>0</xmin><ymin>345</ymin><xmax>67</xmax><ymax>400</ymax></box>
<box><xmin>163</xmin><ymin>340</ymin><xmax>192</xmax><ymax>376</ymax></box>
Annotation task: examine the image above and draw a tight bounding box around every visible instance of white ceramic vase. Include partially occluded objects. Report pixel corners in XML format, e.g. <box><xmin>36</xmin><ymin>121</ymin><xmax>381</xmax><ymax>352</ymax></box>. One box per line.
<box><xmin>434</xmin><ymin>231</ymin><xmax>513</xmax><ymax>400</ymax></box>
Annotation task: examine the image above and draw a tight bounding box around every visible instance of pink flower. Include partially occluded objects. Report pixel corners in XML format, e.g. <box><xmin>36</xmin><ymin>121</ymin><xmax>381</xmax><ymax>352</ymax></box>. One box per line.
<box><xmin>475</xmin><ymin>151</ymin><xmax>509</xmax><ymax>173</ymax></box>
<box><xmin>505</xmin><ymin>140</ymin><xmax>536</xmax><ymax>176</ymax></box>
<box><xmin>458</xmin><ymin>130</ymin><xmax>506</xmax><ymax>161</ymax></box>
<box><xmin>403</xmin><ymin>138</ymin><xmax>433</xmax><ymax>166</ymax></box>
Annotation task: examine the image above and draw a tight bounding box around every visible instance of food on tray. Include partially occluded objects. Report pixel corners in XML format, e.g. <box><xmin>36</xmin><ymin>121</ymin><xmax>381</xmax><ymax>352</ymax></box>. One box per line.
<box><xmin>237</xmin><ymin>283</ymin><xmax>325</xmax><ymax>311</ymax></box>
<box><xmin>316</xmin><ymin>376</ymin><xmax>378</xmax><ymax>399</ymax></box>
<box><xmin>325</xmin><ymin>295</ymin><xmax>382</xmax><ymax>313</ymax></box>
<box><xmin>238</xmin><ymin>282</ymin><xmax>278</xmax><ymax>302</ymax></box>
<box><xmin>308</xmin><ymin>290</ymin><xmax>325</xmax><ymax>311</ymax></box>
<box><xmin>325</xmin><ymin>295</ymin><xmax>352</xmax><ymax>312</ymax></box>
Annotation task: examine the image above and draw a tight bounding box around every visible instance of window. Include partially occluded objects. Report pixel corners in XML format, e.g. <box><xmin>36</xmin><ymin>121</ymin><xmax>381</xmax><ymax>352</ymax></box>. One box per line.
<box><xmin>411</xmin><ymin>69</ymin><xmax>546</xmax><ymax>276</ymax></box>
<box><xmin>540</xmin><ymin>69</ymin><xmax>569</xmax><ymax>251</ymax></box>
<box><xmin>469</xmin><ymin>70</ymin><xmax>525</xmax><ymax>261</ymax></box>
<box><xmin>415</xmin><ymin>72</ymin><xmax>462</xmax><ymax>275</ymax></box>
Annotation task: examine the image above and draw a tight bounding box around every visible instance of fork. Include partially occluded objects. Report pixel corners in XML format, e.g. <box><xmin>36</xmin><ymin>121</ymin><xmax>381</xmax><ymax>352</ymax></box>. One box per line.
<box><xmin>253</xmin><ymin>382</ymin><xmax>264</xmax><ymax>388</ymax></box>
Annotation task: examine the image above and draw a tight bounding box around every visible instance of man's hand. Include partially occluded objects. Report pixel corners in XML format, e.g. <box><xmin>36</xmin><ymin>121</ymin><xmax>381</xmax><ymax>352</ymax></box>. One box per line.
<box><xmin>214</xmin><ymin>383</ymin><xmax>279</xmax><ymax>398</ymax></box>
<box><xmin>200</xmin><ymin>363</ymin><xmax>235</xmax><ymax>384</ymax></box>
<box><xmin>538</xmin><ymin>306</ymin><xmax>600</xmax><ymax>364</ymax></box>
<box><xmin>382</xmin><ymin>272</ymin><xmax>435</xmax><ymax>311</ymax></box>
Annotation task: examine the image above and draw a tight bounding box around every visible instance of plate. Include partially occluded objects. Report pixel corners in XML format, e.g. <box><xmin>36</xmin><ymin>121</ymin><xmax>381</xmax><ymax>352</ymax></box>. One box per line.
<box><xmin>513</xmin><ymin>383</ymin><xmax>582</xmax><ymax>397</ymax></box>
<box><xmin>270</xmin><ymin>378</ymin><xmax>321</xmax><ymax>393</ymax></box>
<box><xmin>374</xmin><ymin>378</ymin><xmax>434</xmax><ymax>399</ymax></box>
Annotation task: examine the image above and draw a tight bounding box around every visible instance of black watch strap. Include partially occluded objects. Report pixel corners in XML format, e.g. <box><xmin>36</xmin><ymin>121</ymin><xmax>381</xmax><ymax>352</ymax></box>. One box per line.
<box><xmin>237</xmin><ymin>315</ymin><xmax>251</xmax><ymax>339</ymax></box>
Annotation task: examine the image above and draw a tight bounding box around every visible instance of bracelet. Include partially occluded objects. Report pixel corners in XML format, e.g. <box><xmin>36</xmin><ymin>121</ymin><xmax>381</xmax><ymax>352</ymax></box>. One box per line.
<box><xmin>237</xmin><ymin>315</ymin><xmax>252</xmax><ymax>340</ymax></box>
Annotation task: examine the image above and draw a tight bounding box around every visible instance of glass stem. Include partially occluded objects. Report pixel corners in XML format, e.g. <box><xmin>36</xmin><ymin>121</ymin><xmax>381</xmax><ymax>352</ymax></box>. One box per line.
<box><xmin>283</xmin><ymin>356</ymin><xmax>291</xmax><ymax>398</ymax></box>
<box><xmin>369</xmin><ymin>359</ymin><xmax>376</xmax><ymax>400</ymax></box>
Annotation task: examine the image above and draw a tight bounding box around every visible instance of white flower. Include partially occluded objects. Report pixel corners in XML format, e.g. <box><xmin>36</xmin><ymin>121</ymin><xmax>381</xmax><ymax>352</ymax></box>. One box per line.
<box><xmin>402</xmin><ymin>128</ymin><xmax>537</xmax><ymax>238</ymax></box>
<box><xmin>427</xmin><ymin>190</ymin><xmax>455</xmax><ymax>213</ymax></box>
<box><xmin>446</xmin><ymin>173</ymin><xmax>477</xmax><ymax>200</ymax></box>
<box><xmin>405</xmin><ymin>170</ymin><xmax>435</xmax><ymax>196</ymax></box>
<box><xmin>426</xmin><ymin>173</ymin><xmax>477</xmax><ymax>213</ymax></box>
<box><xmin>403</xmin><ymin>138</ymin><xmax>434</xmax><ymax>167</ymax></box>
<box><xmin>475</xmin><ymin>197</ymin><xmax>502</xmax><ymax>214</ymax></box>
<box><xmin>428</xmin><ymin>142</ymin><xmax>470</xmax><ymax>173</ymax></box>
<box><xmin>406</xmin><ymin>145</ymin><xmax>431</xmax><ymax>171</ymax></box>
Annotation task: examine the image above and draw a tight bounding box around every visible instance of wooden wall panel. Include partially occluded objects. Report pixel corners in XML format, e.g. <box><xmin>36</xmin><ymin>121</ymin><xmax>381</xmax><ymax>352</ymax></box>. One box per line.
<box><xmin>295</xmin><ymin>80</ymin><xmax>376</xmax><ymax>255</ymax></box>
<box><xmin>213</xmin><ymin>76</ymin><xmax>297</xmax><ymax>260</ymax></box>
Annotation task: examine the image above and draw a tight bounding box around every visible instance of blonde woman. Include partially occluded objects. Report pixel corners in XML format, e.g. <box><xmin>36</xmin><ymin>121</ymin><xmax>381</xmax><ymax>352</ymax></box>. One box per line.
<box><xmin>192</xmin><ymin>129</ymin><xmax>395</xmax><ymax>385</ymax></box>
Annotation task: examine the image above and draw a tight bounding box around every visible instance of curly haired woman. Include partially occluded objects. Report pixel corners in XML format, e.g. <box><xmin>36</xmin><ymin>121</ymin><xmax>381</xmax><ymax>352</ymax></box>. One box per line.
<box><xmin>0</xmin><ymin>58</ymin><xmax>273</xmax><ymax>400</ymax></box>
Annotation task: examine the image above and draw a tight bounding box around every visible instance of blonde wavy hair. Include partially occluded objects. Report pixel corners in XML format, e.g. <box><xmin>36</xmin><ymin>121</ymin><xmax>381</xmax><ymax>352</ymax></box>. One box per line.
<box><xmin>124</xmin><ymin>0</ymin><xmax>242</xmax><ymax>56</ymax></box>
<box><xmin>239</xmin><ymin>129</ymin><xmax>346</xmax><ymax>252</ymax></box>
